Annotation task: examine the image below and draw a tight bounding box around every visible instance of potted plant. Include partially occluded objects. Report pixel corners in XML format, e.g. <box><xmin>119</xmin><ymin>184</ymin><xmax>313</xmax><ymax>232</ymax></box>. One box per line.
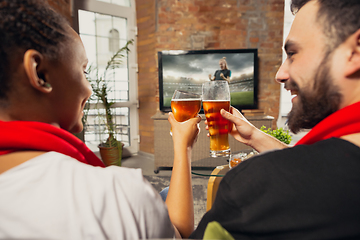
<box><xmin>86</xmin><ymin>40</ymin><xmax>133</xmax><ymax>166</ymax></box>
<box><xmin>260</xmin><ymin>126</ymin><xmax>292</xmax><ymax>144</ymax></box>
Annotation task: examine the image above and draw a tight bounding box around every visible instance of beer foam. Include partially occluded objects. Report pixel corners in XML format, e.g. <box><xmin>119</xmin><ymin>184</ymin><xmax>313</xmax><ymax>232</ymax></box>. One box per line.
<box><xmin>202</xmin><ymin>100</ymin><xmax>230</xmax><ymax>102</ymax></box>
<box><xmin>171</xmin><ymin>98</ymin><xmax>201</xmax><ymax>101</ymax></box>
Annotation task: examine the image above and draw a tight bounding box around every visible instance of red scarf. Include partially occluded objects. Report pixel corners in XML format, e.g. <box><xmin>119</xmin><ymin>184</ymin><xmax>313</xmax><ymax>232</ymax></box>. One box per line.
<box><xmin>295</xmin><ymin>101</ymin><xmax>360</xmax><ymax>146</ymax></box>
<box><xmin>0</xmin><ymin>120</ymin><xmax>105</xmax><ymax>167</ymax></box>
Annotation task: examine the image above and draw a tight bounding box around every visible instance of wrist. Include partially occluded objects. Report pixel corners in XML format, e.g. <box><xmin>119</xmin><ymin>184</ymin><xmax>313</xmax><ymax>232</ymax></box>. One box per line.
<box><xmin>247</xmin><ymin>128</ymin><xmax>266</xmax><ymax>151</ymax></box>
<box><xmin>173</xmin><ymin>145</ymin><xmax>192</xmax><ymax>154</ymax></box>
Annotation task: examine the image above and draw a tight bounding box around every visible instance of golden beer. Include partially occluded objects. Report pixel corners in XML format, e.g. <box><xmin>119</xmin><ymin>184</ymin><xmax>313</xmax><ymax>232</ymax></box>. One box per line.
<box><xmin>171</xmin><ymin>99</ymin><xmax>201</xmax><ymax>122</ymax></box>
<box><xmin>203</xmin><ymin>100</ymin><xmax>231</xmax><ymax>153</ymax></box>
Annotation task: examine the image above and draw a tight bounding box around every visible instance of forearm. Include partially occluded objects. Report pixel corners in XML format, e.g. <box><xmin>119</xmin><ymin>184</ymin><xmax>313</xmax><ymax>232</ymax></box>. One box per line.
<box><xmin>248</xmin><ymin>129</ymin><xmax>289</xmax><ymax>153</ymax></box>
<box><xmin>166</xmin><ymin>145</ymin><xmax>194</xmax><ymax>238</ymax></box>
<box><xmin>221</xmin><ymin>75</ymin><xmax>229</xmax><ymax>81</ymax></box>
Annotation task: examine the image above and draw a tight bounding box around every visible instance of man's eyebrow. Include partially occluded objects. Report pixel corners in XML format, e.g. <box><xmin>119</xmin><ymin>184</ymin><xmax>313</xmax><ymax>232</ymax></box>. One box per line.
<box><xmin>284</xmin><ymin>40</ymin><xmax>298</xmax><ymax>53</ymax></box>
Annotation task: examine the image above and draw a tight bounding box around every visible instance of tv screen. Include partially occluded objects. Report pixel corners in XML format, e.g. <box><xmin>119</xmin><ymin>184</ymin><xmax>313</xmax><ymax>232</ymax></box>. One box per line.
<box><xmin>158</xmin><ymin>49</ymin><xmax>258</xmax><ymax>113</ymax></box>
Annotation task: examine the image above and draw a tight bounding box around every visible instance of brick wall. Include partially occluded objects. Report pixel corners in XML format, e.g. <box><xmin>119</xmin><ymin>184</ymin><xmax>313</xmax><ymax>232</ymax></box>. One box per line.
<box><xmin>136</xmin><ymin>0</ymin><xmax>158</xmax><ymax>154</ymax></box>
<box><xmin>137</xmin><ymin>0</ymin><xmax>284</xmax><ymax>154</ymax></box>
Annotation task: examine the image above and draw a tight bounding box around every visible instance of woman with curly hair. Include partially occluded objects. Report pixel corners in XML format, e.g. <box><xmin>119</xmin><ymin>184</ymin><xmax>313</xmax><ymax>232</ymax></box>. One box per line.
<box><xmin>0</xmin><ymin>0</ymin><xmax>199</xmax><ymax>238</ymax></box>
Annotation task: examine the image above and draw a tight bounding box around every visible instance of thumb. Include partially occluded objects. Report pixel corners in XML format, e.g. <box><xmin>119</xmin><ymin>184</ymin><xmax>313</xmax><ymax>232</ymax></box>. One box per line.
<box><xmin>194</xmin><ymin>115</ymin><xmax>202</xmax><ymax>124</ymax></box>
<box><xmin>168</xmin><ymin>112</ymin><xmax>176</xmax><ymax>124</ymax></box>
<box><xmin>220</xmin><ymin>109</ymin><xmax>235</xmax><ymax>122</ymax></box>
<box><xmin>185</xmin><ymin>115</ymin><xmax>202</xmax><ymax>126</ymax></box>
<box><xmin>221</xmin><ymin>108</ymin><xmax>250</xmax><ymax>129</ymax></box>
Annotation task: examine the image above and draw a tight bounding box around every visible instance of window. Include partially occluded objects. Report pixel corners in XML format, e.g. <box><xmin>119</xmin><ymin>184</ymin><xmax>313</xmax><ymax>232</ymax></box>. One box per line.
<box><xmin>96</xmin><ymin>0</ymin><xmax>130</xmax><ymax>7</ymax></box>
<box><xmin>109</xmin><ymin>29</ymin><xmax>120</xmax><ymax>52</ymax></box>
<box><xmin>73</xmin><ymin>0</ymin><xmax>138</xmax><ymax>153</ymax></box>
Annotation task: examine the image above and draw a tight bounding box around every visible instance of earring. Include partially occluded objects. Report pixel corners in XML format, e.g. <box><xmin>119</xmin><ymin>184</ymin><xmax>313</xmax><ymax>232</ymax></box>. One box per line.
<box><xmin>38</xmin><ymin>78</ymin><xmax>45</xmax><ymax>86</ymax></box>
<box><xmin>44</xmin><ymin>82</ymin><xmax>52</xmax><ymax>88</ymax></box>
<box><xmin>38</xmin><ymin>78</ymin><xmax>52</xmax><ymax>89</ymax></box>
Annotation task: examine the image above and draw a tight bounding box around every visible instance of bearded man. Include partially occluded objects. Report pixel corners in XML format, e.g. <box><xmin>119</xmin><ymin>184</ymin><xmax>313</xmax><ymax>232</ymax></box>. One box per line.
<box><xmin>189</xmin><ymin>0</ymin><xmax>360</xmax><ymax>239</ymax></box>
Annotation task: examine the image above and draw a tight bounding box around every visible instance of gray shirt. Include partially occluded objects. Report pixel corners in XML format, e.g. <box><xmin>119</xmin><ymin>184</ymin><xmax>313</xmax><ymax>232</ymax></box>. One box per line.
<box><xmin>0</xmin><ymin>152</ymin><xmax>175</xmax><ymax>239</ymax></box>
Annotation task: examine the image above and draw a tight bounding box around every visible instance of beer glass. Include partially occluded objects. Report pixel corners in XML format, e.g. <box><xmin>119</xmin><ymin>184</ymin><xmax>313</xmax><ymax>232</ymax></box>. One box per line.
<box><xmin>202</xmin><ymin>81</ymin><xmax>231</xmax><ymax>157</ymax></box>
<box><xmin>170</xmin><ymin>90</ymin><xmax>202</xmax><ymax>135</ymax></box>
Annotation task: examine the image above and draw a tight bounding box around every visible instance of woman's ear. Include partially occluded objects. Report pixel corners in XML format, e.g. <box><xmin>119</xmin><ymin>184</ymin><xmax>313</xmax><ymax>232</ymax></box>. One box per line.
<box><xmin>344</xmin><ymin>29</ymin><xmax>360</xmax><ymax>78</ymax></box>
<box><xmin>23</xmin><ymin>49</ymin><xmax>52</xmax><ymax>93</ymax></box>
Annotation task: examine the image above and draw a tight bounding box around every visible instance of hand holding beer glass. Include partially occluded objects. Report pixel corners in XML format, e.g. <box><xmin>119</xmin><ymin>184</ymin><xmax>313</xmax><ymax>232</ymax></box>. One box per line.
<box><xmin>202</xmin><ymin>81</ymin><xmax>231</xmax><ymax>157</ymax></box>
<box><xmin>170</xmin><ymin>90</ymin><xmax>202</xmax><ymax>135</ymax></box>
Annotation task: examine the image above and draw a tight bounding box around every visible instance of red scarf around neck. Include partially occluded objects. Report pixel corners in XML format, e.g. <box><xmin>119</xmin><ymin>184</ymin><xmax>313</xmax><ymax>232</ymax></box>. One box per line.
<box><xmin>295</xmin><ymin>101</ymin><xmax>360</xmax><ymax>146</ymax></box>
<box><xmin>0</xmin><ymin>120</ymin><xmax>105</xmax><ymax>167</ymax></box>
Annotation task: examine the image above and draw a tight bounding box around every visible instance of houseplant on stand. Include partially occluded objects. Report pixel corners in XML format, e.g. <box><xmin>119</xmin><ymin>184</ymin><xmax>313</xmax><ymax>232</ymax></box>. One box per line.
<box><xmin>87</xmin><ymin>40</ymin><xmax>133</xmax><ymax>166</ymax></box>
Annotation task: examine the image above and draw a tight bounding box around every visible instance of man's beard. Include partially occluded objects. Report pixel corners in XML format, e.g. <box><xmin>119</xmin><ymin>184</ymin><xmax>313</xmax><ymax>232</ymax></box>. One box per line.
<box><xmin>286</xmin><ymin>55</ymin><xmax>342</xmax><ymax>134</ymax></box>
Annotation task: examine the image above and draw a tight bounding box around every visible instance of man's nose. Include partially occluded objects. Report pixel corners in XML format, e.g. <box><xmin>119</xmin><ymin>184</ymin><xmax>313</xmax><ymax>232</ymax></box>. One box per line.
<box><xmin>275</xmin><ymin>60</ymin><xmax>289</xmax><ymax>83</ymax></box>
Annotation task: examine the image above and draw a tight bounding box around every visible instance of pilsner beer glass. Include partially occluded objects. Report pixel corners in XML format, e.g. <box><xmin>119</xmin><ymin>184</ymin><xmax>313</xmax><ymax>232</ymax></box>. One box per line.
<box><xmin>202</xmin><ymin>81</ymin><xmax>231</xmax><ymax>157</ymax></box>
<box><xmin>170</xmin><ymin>90</ymin><xmax>202</xmax><ymax>135</ymax></box>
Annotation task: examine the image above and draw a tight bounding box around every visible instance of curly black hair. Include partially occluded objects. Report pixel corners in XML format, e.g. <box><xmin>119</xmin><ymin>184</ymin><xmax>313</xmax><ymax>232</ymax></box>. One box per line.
<box><xmin>291</xmin><ymin>0</ymin><xmax>360</xmax><ymax>50</ymax></box>
<box><xmin>0</xmin><ymin>0</ymin><xmax>68</xmax><ymax>100</ymax></box>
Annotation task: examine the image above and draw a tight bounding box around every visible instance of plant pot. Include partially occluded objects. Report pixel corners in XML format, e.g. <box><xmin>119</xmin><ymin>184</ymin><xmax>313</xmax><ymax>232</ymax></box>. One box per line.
<box><xmin>98</xmin><ymin>141</ymin><xmax>124</xmax><ymax>167</ymax></box>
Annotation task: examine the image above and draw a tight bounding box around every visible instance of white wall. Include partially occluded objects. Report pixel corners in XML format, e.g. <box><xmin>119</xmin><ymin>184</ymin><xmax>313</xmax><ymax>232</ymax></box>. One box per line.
<box><xmin>277</xmin><ymin>0</ymin><xmax>308</xmax><ymax>144</ymax></box>
<box><xmin>279</xmin><ymin>0</ymin><xmax>294</xmax><ymax>119</ymax></box>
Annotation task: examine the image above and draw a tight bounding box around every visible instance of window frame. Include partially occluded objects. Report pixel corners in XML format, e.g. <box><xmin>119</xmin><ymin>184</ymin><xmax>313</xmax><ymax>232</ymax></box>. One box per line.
<box><xmin>73</xmin><ymin>0</ymin><xmax>139</xmax><ymax>154</ymax></box>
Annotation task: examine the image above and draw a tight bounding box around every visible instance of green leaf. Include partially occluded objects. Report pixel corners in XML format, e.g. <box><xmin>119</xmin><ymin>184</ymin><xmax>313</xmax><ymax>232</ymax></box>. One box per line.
<box><xmin>82</xmin><ymin>39</ymin><xmax>134</xmax><ymax>145</ymax></box>
<box><xmin>260</xmin><ymin>125</ymin><xmax>292</xmax><ymax>144</ymax></box>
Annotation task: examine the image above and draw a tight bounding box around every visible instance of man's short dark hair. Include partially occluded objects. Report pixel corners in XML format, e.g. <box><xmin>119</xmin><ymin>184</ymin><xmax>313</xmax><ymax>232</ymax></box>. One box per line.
<box><xmin>291</xmin><ymin>0</ymin><xmax>360</xmax><ymax>50</ymax></box>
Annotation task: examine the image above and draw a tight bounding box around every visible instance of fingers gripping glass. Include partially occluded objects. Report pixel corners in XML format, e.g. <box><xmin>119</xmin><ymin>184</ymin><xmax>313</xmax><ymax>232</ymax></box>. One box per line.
<box><xmin>170</xmin><ymin>90</ymin><xmax>202</xmax><ymax>135</ymax></box>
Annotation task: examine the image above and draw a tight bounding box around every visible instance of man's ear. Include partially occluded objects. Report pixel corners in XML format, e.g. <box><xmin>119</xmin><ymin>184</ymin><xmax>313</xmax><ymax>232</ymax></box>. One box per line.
<box><xmin>345</xmin><ymin>28</ymin><xmax>360</xmax><ymax>78</ymax></box>
<box><xmin>23</xmin><ymin>49</ymin><xmax>52</xmax><ymax>93</ymax></box>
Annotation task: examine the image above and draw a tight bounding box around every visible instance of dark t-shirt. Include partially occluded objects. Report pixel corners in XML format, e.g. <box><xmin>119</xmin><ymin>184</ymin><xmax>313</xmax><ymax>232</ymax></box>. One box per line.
<box><xmin>190</xmin><ymin>138</ymin><xmax>360</xmax><ymax>239</ymax></box>
<box><xmin>214</xmin><ymin>69</ymin><xmax>231</xmax><ymax>80</ymax></box>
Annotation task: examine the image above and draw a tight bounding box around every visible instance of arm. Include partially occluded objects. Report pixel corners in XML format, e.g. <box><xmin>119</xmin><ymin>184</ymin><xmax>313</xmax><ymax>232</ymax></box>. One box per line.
<box><xmin>209</xmin><ymin>74</ymin><xmax>215</xmax><ymax>81</ymax></box>
<box><xmin>166</xmin><ymin>113</ymin><xmax>201</xmax><ymax>238</ymax></box>
<box><xmin>220</xmin><ymin>73</ymin><xmax>230</xmax><ymax>82</ymax></box>
<box><xmin>220</xmin><ymin>70</ymin><xmax>231</xmax><ymax>82</ymax></box>
<box><xmin>220</xmin><ymin>107</ymin><xmax>288</xmax><ymax>153</ymax></box>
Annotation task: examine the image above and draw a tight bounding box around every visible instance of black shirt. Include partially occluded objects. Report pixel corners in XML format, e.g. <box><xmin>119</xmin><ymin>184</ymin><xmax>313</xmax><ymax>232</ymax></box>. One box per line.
<box><xmin>214</xmin><ymin>69</ymin><xmax>231</xmax><ymax>80</ymax></box>
<box><xmin>190</xmin><ymin>138</ymin><xmax>360</xmax><ymax>239</ymax></box>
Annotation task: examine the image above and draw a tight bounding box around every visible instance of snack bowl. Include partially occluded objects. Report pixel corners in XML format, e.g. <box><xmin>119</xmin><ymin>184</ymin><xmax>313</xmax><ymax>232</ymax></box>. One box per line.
<box><xmin>229</xmin><ymin>151</ymin><xmax>258</xmax><ymax>169</ymax></box>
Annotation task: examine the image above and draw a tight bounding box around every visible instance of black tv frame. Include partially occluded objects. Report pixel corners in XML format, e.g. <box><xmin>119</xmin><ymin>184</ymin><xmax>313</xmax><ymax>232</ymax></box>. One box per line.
<box><xmin>158</xmin><ymin>48</ymin><xmax>259</xmax><ymax>113</ymax></box>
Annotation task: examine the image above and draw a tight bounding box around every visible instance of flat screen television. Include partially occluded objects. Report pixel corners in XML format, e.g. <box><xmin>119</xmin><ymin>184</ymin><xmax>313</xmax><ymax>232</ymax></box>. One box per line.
<box><xmin>158</xmin><ymin>49</ymin><xmax>258</xmax><ymax>113</ymax></box>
